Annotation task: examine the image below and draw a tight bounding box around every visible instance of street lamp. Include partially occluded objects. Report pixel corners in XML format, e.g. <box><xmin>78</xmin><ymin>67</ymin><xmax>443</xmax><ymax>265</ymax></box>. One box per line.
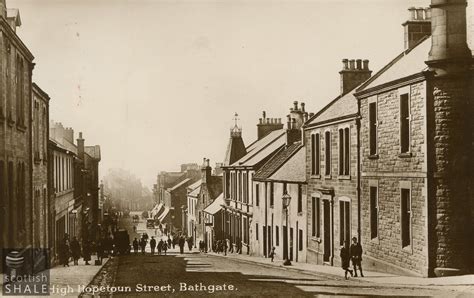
<box><xmin>282</xmin><ymin>192</ymin><xmax>292</xmax><ymax>266</ymax></box>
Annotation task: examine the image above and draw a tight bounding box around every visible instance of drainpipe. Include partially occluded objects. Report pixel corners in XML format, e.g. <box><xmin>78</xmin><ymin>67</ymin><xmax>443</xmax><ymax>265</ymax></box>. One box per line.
<box><xmin>356</xmin><ymin>116</ymin><xmax>362</xmax><ymax>243</ymax></box>
<box><xmin>264</xmin><ymin>181</ymin><xmax>268</xmax><ymax>258</ymax></box>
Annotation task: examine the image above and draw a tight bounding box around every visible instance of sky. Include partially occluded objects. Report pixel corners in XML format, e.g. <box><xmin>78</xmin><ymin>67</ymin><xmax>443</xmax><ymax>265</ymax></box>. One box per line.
<box><xmin>9</xmin><ymin>0</ymin><xmax>431</xmax><ymax>187</ymax></box>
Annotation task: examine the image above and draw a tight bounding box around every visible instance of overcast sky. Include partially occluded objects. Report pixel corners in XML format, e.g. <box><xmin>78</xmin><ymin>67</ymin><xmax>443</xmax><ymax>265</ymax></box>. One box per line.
<box><xmin>10</xmin><ymin>0</ymin><xmax>431</xmax><ymax>187</ymax></box>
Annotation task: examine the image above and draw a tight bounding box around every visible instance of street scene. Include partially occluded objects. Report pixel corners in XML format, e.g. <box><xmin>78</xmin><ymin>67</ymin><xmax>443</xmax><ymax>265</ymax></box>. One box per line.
<box><xmin>1</xmin><ymin>0</ymin><xmax>474</xmax><ymax>297</ymax></box>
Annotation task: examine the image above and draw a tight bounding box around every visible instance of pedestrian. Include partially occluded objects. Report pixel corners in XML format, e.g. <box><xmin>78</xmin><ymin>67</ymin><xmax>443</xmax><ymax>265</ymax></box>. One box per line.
<box><xmin>236</xmin><ymin>237</ymin><xmax>242</xmax><ymax>254</ymax></box>
<box><xmin>83</xmin><ymin>240</ymin><xmax>91</xmax><ymax>265</ymax></box>
<box><xmin>340</xmin><ymin>242</ymin><xmax>353</xmax><ymax>280</ymax></box>
<box><xmin>158</xmin><ymin>239</ymin><xmax>164</xmax><ymax>255</ymax></box>
<box><xmin>59</xmin><ymin>235</ymin><xmax>70</xmax><ymax>267</ymax></box>
<box><xmin>162</xmin><ymin>241</ymin><xmax>168</xmax><ymax>255</ymax></box>
<box><xmin>96</xmin><ymin>238</ymin><xmax>105</xmax><ymax>264</ymax></box>
<box><xmin>350</xmin><ymin>237</ymin><xmax>364</xmax><ymax>277</ymax></box>
<box><xmin>140</xmin><ymin>237</ymin><xmax>147</xmax><ymax>254</ymax></box>
<box><xmin>167</xmin><ymin>237</ymin><xmax>172</xmax><ymax>249</ymax></box>
<box><xmin>179</xmin><ymin>236</ymin><xmax>185</xmax><ymax>254</ymax></box>
<box><xmin>70</xmin><ymin>237</ymin><xmax>81</xmax><ymax>265</ymax></box>
<box><xmin>132</xmin><ymin>238</ymin><xmax>139</xmax><ymax>254</ymax></box>
<box><xmin>150</xmin><ymin>237</ymin><xmax>156</xmax><ymax>255</ymax></box>
<box><xmin>269</xmin><ymin>247</ymin><xmax>276</xmax><ymax>262</ymax></box>
<box><xmin>187</xmin><ymin>237</ymin><xmax>193</xmax><ymax>251</ymax></box>
<box><xmin>172</xmin><ymin>237</ymin><xmax>177</xmax><ymax>249</ymax></box>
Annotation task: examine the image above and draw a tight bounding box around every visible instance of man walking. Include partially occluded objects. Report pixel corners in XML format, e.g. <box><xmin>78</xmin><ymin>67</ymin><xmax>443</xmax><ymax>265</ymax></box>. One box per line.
<box><xmin>150</xmin><ymin>237</ymin><xmax>156</xmax><ymax>255</ymax></box>
<box><xmin>70</xmin><ymin>237</ymin><xmax>81</xmax><ymax>265</ymax></box>
<box><xmin>132</xmin><ymin>238</ymin><xmax>139</xmax><ymax>254</ymax></box>
<box><xmin>179</xmin><ymin>236</ymin><xmax>185</xmax><ymax>254</ymax></box>
<box><xmin>350</xmin><ymin>237</ymin><xmax>364</xmax><ymax>277</ymax></box>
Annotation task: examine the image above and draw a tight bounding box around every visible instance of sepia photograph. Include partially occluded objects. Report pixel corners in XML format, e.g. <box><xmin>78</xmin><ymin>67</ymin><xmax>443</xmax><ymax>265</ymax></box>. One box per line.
<box><xmin>0</xmin><ymin>0</ymin><xmax>473</xmax><ymax>296</ymax></box>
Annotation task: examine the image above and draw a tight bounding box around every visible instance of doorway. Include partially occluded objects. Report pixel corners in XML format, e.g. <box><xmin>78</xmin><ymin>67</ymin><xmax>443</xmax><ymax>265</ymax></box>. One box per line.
<box><xmin>323</xmin><ymin>200</ymin><xmax>331</xmax><ymax>262</ymax></box>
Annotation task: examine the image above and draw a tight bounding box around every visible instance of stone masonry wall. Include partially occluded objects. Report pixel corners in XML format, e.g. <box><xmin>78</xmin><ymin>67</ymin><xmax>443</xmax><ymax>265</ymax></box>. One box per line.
<box><xmin>305</xmin><ymin>119</ymin><xmax>359</xmax><ymax>266</ymax></box>
<box><xmin>359</xmin><ymin>81</ymin><xmax>428</xmax><ymax>276</ymax></box>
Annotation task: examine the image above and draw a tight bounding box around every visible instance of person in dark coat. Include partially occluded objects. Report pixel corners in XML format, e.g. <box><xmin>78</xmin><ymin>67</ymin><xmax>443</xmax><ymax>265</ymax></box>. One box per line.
<box><xmin>187</xmin><ymin>237</ymin><xmax>193</xmax><ymax>251</ymax></box>
<box><xmin>179</xmin><ymin>236</ymin><xmax>185</xmax><ymax>254</ymax></box>
<box><xmin>70</xmin><ymin>237</ymin><xmax>81</xmax><ymax>265</ymax></box>
<box><xmin>132</xmin><ymin>238</ymin><xmax>139</xmax><ymax>254</ymax></box>
<box><xmin>340</xmin><ymin>242</ymin><xmax>353</xmax><ymax>280</ymax></box>
<box><xmin>350</xmin><ymin>237</ymin><xmax>364</xmax><ymax>277</ymax></box>
<box><xmin>82</xmin><ymin>240</ymin><xmax>91</xmax><ymax>265</ymax></box>
<box><xmin>269</xmin><ymin>247</ymin><xmax>276</xmax><ymax>262</ymax></box>
<box><xmin>167</xmin><ymin>237</ymin><xmax>172</xmax><ymax>249</ymax></box>
<box><xmin>140</xmin><ymin>237</ymin><xmax>147</xmax><ymax>254</ymax></box>
<box><xmin>59</xmin><ymin>236</ymin><xmax>71</xmax><ymax>267</ymax></box>
<box><xmin>158</xmin><ymin>239</ymin><xmax>164</xmax><ymax>255</ymax></box>
<box><xmin>97</xmin><ymin>238</ymin><xmax>105</xmax><ymax>264</ymax></box>
<box><xmin>150</xmin><ymin>237</ymin><xmax>156</xmax><ymax>255</ymax></box>
<box><xmin>162</xmin><ymin>241</ymin><xmax>168</xmax><ymax>255</ymax></box>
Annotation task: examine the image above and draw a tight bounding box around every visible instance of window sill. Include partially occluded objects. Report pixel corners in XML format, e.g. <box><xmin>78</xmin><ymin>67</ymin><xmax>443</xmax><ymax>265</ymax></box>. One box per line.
<box><xmin>398</xmin><ymin>152</ymin><xmax>412</xmax><ymax>158</ymax></box>
<box><xmin>338</xmin><ymin>175</ymin><xmax>351</xmax><ymax>180</ymax></box>
<box><xmin>17</xmin><ymin>123</ymin><xmax>27</xmax><ymax>132</ymax></box>
<box><xmin>324</xmin><ymin>175</ymin><xmax>332</xmax><ymax>180</ymax></box>
<box><xmin>402</xmin><ymin>245</ymin><xmax>413</xmax><ymax>254</ymax></box>
<box><xmin>297</xmin><ymin>211</ymin><xmax>303</xmax><ymax>216</ymax></box>
<box><xmin>368</xmin><ymin>154</ymin><xmax>379</xmax><ymax>160</ymax></box>
<box><xmin>311</xmin><ymin>237</ymin><xmax>322</xmax><ymax>243</ymax></box>
<box><xmin>310</xmin><ymin>174</ymin><xmax>321</xmax><ymax>179</ymax></box>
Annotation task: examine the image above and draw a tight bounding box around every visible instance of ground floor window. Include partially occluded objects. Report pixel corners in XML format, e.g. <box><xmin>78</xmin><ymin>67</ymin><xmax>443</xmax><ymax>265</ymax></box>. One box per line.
<box><xmin>339</xmin><ymin>200</ymin><xmax>350</xmax><ymax>246</ymax></box>
<box><xmin>276</xmin><ymin>225</ymin><xmax>279</xmax><ymax>246</ymax></box>
<box><xmin>401</xmin><ymin>185</ymin><xmax>411</xmax><ymax>248</ymax></box>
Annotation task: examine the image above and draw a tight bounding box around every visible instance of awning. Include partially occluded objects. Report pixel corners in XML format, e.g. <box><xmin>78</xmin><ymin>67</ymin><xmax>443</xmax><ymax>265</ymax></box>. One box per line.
<box><xmin>158</xmin><ymin>207</ymin><xmax>170</xmax><ymax>222</ymax></box>
<box><xmin>151</xmin><ymin>203</ymin><xmax>164</xmax><ymax>218</ymax></box>
<box><xmin>203</xmin><ymin>194</ymin><xmax>224</xmax><ymax>215</ymax></box>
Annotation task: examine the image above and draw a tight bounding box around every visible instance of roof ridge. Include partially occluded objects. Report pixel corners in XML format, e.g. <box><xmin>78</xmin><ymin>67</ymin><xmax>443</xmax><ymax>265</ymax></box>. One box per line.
<box><xmin>232</xmin><ymin>129</ymin><xmax>285</xmax><ymax>166</ymax></box>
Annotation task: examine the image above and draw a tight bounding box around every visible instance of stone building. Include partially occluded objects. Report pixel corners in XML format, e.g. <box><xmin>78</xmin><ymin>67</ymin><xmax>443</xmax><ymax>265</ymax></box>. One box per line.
<box><xmin>0</xmin><ymin>0</ymin><xmax>35</xmax><ymax>253</ymax></box>
<box><xmin>252</xmin><ymin>102</ymin><xmax>308</xmax><ymax>262</ymax></box>
<box><xmin>154</xmin><ymin>165</ymin><xmax>200</xmax><ymax>205</ymax></box>
<box><xmin>303</xmin><ymin>60</ymin><xmax>371</xmax><ymax>266</ymax></box>
<box><xmin>203</xmin><ymin>193</ymin><xmax>224</xmax><ymax>252</ymax></box>
<box><xmin>354</xmin><ymin>2</ymin><xmax>473</xmax><ymax>276</ymax></box>
<box><xmin>222</xmin><ymin>112</ymin><xmax>285</xmax><ymax>254</ymax></box>
<box><xmin>186</xmin><ymin>179</ymin><xmax>202</xmax><ymax>242</ymax></box>
<box><xmin>49</xmin><ymin>122</ymin><xmax>78</xmax><ymax>256</ymax></box>
<box><xmin>31</xmin><ymin>83</ymin><xmax>50</xmax><ymax>250</ymax></box>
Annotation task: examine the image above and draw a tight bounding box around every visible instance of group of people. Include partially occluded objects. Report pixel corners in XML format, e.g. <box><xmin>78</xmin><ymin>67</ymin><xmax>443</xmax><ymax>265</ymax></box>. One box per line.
<box><xmin>340</xmin><ymin>237</ymin><xmax>364</xmax><ymax>279</ymax></box>
<box><xmin>58</xmin><ymin>234</ymin><xmax>97</xmax><ymax>267</ymax></box>
<box><xmin>131</xmin><ymin>233</ymin><xmax>195</xmax><ymax>255</ymax></box>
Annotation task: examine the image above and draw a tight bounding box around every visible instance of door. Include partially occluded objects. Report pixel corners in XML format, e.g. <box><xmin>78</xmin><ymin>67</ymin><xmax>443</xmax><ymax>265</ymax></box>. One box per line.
<box><xmin>323</xmin><ymin>200</ymin><xmax>331</xmax><ymax>262</ymax></box>
<box><xmin>263</xmin><ymin>226</ymin><xmax>267</xmax><ymax>256</ymax></box>
<box><xmin>267</xmin><ymin>226</ymin><xmax>272</xmax><ymax>256</ymax></box>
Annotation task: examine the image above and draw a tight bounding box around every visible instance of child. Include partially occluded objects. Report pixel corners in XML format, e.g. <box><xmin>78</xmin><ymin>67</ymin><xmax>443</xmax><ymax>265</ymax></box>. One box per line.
<box><xmin>269</xmin><ymin>247</ymin><xmax>276</xmax><ymax>262</ymax></box>
<box><xmin>340</xmin><ymin>242</ymin><xmax>353</xmax><ymax>280</ymax></box>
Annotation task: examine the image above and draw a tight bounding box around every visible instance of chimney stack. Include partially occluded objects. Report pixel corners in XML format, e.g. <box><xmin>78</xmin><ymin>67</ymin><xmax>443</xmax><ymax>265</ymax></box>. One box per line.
<box><xmin>402</xmin><ymin>7</ymin><xmax>431</xmax><ymax>50</ymax></box>
<box><xmin>201</xmin><ymin>158</ymin><xmax>212</xmax><ymax>184</ymax></box>
<box><xmin>339</xmin><ymin>58</ymin><xmax>372</xmax><ymax>95</ymax></box>
<box><xmin>257</xmin><ymin>111</ymin><xmax>284</xmax><ymax>140</ymax></box>
<box><xmin>77</xmin><ymin>132</ymin><xmax>85</xmax><ymax>157</ymax></box>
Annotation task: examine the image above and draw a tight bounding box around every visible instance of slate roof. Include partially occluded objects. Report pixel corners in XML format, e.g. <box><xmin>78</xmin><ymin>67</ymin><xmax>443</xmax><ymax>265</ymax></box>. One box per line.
<box><xmin>230</xmin><ymin>129</ymin><xmax>286</xmax><ymax>168</ymax></box>
<box><xmin>223</xmin><ymin>132</ymin><xmax>247</xmax><ymax>166</ymax></box>
<box><xmin>207</xmin><ymin>176</ymin><xmax>223</xmax><ymax>200</ymax></box>
<box><xmin>357</xmin><ymin>36</ymin><xmax>430</xmax><ymax>92</ymax></box>
<box><xmin>85</xmin><ymin>145</ymin><xmax>101</xmax><ymax>160</ymax></box>
<box><xmin>187</xmin><ymin>179</ymin><xmax>202</xmax><ymax>197</ymax></box>
<box><xmin>168</xmin><ymin>178</ymin><xmax>191</xmax><ymax>192</ymax></box>
<box><xmin>269</xmin><ymin>146</ymin><xmax>306</xmax><ymax>183</ymax></box>
<box><xmin>203</xmin><ymin>194</ymin><xmax>224</xmax><ymax>215</ymax></box>
<box><xmin>254</xmin><ymin>142</ymin><xmax>302</xmax><ymax>181</ymax></box>
<box><xmin>304</xmin><ymin>90</ymin><xmax>358</xmax><ymax>127</ymax></box>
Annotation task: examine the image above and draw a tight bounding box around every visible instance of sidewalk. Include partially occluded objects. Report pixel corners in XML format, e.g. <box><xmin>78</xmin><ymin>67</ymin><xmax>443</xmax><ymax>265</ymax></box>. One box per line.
<box><xmin>208</xmin><ymin>251</ymin><xmax>474</xmax><ymax>291</ymax></box>
<box><xmin>48</xmin><ymin>257</ymin><xmax>109</xmax><ymax>296</ymax></box>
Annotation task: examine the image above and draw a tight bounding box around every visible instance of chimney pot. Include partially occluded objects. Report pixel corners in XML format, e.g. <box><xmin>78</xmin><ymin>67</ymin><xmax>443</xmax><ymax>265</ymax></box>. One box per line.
<box><xmin>342</xmin><ymin>59</ymin><xmax>349</xmax><ymax>70</ymax></box>
<box><xmin>309</xmin><ymin>112</ymin><xmax>315</xmax><ymax>118</ymax></box>
<box><xmin>416</xmin><ymin>7</ymin><xmax>424</xmax><ymax>20</ymax></box>
<box><xmin>293</xmin><ymin>101</ymin><xmax>298</xmax><ymax>110</ymax></box>
<box><xmin>363</xmin><ymin>59</ymin><xmax>369</xmax><ymax>70</ymax></box>
<box><xmin>301</xmin><ymin>102</ymin><xmax>305</xmax><ymax>112</ymax></box>
<box><xmin>262</xmin><ymin>111</ymin><xmax>266</xmax><ymax>119</ymax></box>
<box><xmin>79</xmin><ymin>132</ymin><xmax>83</xmax><ymax>139</ymax></box>
<box><xmin>356</xmin><ymin>59</ymin><xmax>362</xmax><ymax>70</ymax></box>
<box><xmin>408</xmin><ymin>7</ymin><xmax>416</xmax><ymax>20</ymax></box>
<box><xmin>259</xmin><ymin>118</ymin><xmax>262</xmax><ymax>124</ymax></box>
<box><xmin>424</xmin><ymin>7</ymin><xmax>431</xmax><ymax>19</ymax></box>
<box><xmin>349</xmin><ymin>59</ymin><xmax>355</xmax><ymax>70</ymax></box>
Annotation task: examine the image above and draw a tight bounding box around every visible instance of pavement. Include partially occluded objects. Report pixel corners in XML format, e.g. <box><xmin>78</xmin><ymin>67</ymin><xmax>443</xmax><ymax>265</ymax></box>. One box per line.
<box><xmin>48</xmin><ymin>257</ymin><xmax>109</xmax><ymax>296</ymax></box>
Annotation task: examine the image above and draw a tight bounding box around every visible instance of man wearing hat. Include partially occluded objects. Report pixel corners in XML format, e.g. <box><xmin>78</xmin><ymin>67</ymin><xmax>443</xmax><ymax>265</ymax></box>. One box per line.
<box><xmin>350</xmin><ymin>237</ymin><xmax>364</xmax><ymax>277</ymax></box>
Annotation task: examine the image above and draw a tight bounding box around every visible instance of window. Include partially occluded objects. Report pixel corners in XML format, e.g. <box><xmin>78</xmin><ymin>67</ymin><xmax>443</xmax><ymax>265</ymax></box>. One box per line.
<box><xmin>401</xmin><ymin>187</ymin><xmax>411</xmax><ymax>248</ymax></box>
<box><xmin>225</xmin><ymin>171</ymin><xmax>230</xmax><ymax>198</ymax></box>
<box><xmin>243</xmin><ymin>172</ymin><xmax>247</xmax><ymax>204</ymax></box>
<box><xmin>299</xmin><ymin>229</ymin><xmax>303</xmax><ymax>251</ymax></box>
<box><xmin>369</xmin><ymin>101</ymin><xmax>378</xmax><ymax>155</ymax></box>
<box><xmin>276</xmin><ymin>226</ymin><xmax>279</xmax><ymax>246</ymax></box>
<box><xmin>339</xmin><ymin>200</ymin><xmax>350</xmax><ymax>246</ymax></box>
<box><xmin>256</xmin><ymin>223</ymin><xmax>259</xmax><ymax>240</ymax></box>
<box><xmin>400</xmin><ymin>93</ymin><xmax>410</xmax><ymax>153</ymax></box>
<box><xmin>338</xmin><ymin>128</ymin><xmax>350</xmax><ymax>175</ymax></box>
<box><xmin>198</xmin><ymin>211</ymin><xmax>202</xmax><ymax>224</ymax></box>
<box><xmin>297</xmin><ymin>184</ymin><xmax>302</xmax><ymax>213</ymax></box>
<box><xmin>311</xmin><ymin>133</ymin><xmax>321</xmax><ymax>175</ymax></box>
<box><xmin>238</xmin><ymin>172</ymin><xmax>242</xmax><ymax>202</ymax></box>
<box><xmin>256</xmin><ymin>184</ymin><xmax>260</xmax><ymax>207</ymax></box>
<box><xmin>325</xmin><ymin>131</ymin><xmax>331</xmax><ymax>175</ymax></box>
<box><xmin>269</xmin><ymin>183</ymin><xmax>274</xmax><ymax>207</ymax></box>
<box><xmin>312</xmin><ymin>197</ymin><xmax>321</xmax><ymax>237</ymax></box>
<box><xmin>370</xmin><ymin>186</ymin><xmax>379</xmax><ymax>239</ymax></box>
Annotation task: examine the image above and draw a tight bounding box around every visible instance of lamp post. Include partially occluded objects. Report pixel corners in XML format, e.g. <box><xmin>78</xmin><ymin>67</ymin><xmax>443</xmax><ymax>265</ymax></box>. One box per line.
<box><xmin>282</xmin><ymin>192</ymin><xmax>292</xmax><ymax>266</ymax></box>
